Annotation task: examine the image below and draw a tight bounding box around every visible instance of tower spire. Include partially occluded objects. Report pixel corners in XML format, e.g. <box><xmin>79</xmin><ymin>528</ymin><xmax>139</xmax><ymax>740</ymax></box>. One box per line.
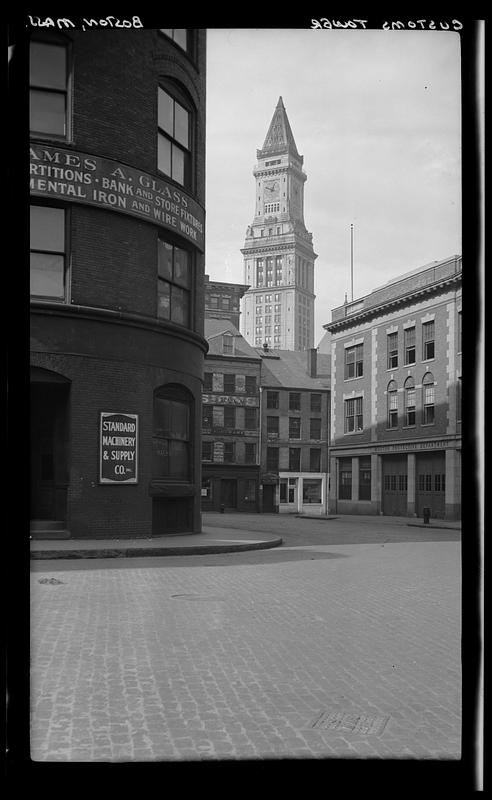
<box><xmin>258</xmin><ymin>96</ymin><xmax>302</xmax><ymax>161</ymax></box>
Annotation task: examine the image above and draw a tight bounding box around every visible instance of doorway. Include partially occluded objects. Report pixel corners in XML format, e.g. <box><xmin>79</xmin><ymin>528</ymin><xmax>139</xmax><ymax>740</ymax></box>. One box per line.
<box><xmin>30</xmin><ymin>370</ymin><xmax>70</xmax><ymax>534</ymax></box>
<box><xmin>220</xmin><ymin>479</ymin><xmax>237</xmax><ymax>510</ymax></box>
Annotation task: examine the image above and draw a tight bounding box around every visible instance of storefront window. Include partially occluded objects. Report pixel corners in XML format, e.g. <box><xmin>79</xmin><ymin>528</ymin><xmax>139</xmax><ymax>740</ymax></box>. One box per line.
<box><xmin>303</xmin><ymin>479</ymin><xmax>322</xmax><ymax>504</ymax></box>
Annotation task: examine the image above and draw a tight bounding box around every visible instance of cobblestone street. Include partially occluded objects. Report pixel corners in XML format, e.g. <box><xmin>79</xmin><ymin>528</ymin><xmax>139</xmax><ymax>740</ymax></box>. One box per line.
<box><xmin>29</xmin><ymin>516</ymin><xmax>462</xmax><ymax>764</ymax></box>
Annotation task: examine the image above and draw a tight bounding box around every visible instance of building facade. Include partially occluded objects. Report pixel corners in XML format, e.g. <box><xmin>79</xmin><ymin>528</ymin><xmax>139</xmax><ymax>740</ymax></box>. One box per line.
<box><xmin>204</xmin><ymin>275</ymin><xmax>249</xmax><ymax>329</ymax></box>
<box><xmin>241</xmin><ymin>97</ymin><xmax>317</xmax><ymax>352</ymax></box>
<box><xmin>324</xmin><ymin>255</ymin><xmax>462</xmax><ymax>520</ymax></box>
<box><xmin>201</xmin><ymin>319</ymin><xmax>262</xmax><ymax>512</ymax></box>
<box><xmin>257</xmin><ymin>348</ymin><xmax>331</xmax><ymax>514</ymax></box>
<box><xmin>30</xmin><ymin>28</ymin><xmax>207</xmax><ymax>538</ymax></box>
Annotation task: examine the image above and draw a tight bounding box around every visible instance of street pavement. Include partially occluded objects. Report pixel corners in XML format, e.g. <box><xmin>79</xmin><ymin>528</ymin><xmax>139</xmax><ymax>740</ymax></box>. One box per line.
<box><xmin>29</xmin><ymin>513</ymin><xmax>462</xmax><ymax>764</ymax></box>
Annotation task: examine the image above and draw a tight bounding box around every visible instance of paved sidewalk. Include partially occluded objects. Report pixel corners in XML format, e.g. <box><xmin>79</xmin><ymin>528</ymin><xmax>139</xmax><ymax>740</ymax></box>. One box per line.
<box><xmin>30</xmin><ymin>526</ymin><xmax>283</xmax><ymax>560</ymax></box>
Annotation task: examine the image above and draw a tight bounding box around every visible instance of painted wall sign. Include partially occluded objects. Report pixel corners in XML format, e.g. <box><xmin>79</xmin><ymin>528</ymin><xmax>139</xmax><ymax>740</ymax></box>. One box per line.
<box><xmin>202</xmin><ymin>394</ymin><xmax>259</xmax><ymax>407</ymax></box>
<box><xmin>99</xmin><ymin>412</ymin><xmax>138</xmax><ymax>483</ymax></box>
<box><xmin>30</xmin><ymin>144</ymin><xmax>205</xmax><ymax>251</ymax></box>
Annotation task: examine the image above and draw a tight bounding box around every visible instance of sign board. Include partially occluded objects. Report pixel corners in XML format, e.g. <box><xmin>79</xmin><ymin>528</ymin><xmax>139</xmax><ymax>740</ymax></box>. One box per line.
<box><xmin>202</xmin><ymin>394</ymin><xmax>259</xmax><ymax>407</ymax></box>
<box><xmin>99</xmin><ymin>412</ymin><xmax>138</xmax><ymax>484</ymax></box>
<box><xmin>30</xmin><ymin>144</ymin><xmax>205</xmax><ymax>251</ymax></box>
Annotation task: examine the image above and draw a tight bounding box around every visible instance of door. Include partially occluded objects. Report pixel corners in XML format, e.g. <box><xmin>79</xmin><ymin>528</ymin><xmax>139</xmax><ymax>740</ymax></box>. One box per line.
<box><xmin>382</xmin><ymin>455</ymin><xmax>408</xmax><ymax>516</ymax></box>
<box><xmin>220</xmin><ymin>479</ymin><xmax>237</xmax><ymax>510</ymax></box>
<box><xmin>416</xmin><ymin>453</ymin><xmax>446</xmax><ymax>519</ymax></box>
<box><xmin>262</xmin><ymin>484</ymin><xmax>276</xmax><ymax>512</ymax></box>
<box><xmin>30</xmin><ymin>378</ymin><xmax>69</xmax><ymax>526</ymax></box>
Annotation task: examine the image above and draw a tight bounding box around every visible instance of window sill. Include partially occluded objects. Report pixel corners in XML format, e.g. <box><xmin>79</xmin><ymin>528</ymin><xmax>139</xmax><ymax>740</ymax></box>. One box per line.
<box><xmin>402</xmin><ymin>425</ymin><xmax>416</xmax><ymax>430</ymax></box>
<box><xmin>343</xmin><ymin>430</ymin><xmax>364</xmax><ymax>436</ymax></box>
<box><xmin>386</xmin><ymin>366</ymin><xmax>399</xmax><ymax>371</ymax></box>
<box><xmin>421</xmin><ymin>423</ymin><xmax>436</xmax><ymax>427</ymax></box>
<box><xmin>403</xmin><ymin>362</ymin><xmax>416</xmax><ymax>367</ymax></box>
<box><xmin>343</xmin><ymin>376</ymin><xmax>364</xmax><ymax>382</ymax></box>
<box><xmin>422</xmin><ymin>358</ymin><xmax>435</xmax><ymax>364</ymax></box>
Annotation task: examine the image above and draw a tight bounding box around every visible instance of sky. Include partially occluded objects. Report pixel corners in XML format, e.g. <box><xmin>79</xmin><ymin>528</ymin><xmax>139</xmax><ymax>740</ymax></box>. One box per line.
<box><xmin>205</xmin><ymin>28</ymin><xmax>462</xmax><ymax>345</ymax></box>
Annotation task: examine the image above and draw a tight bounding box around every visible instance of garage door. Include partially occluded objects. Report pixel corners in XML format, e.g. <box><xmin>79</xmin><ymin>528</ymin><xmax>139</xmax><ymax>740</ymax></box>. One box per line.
<box><xmin>416</xmin><ymin>452</ymin><xmax>445</xmax><ymax>519</ymax></box>
<box><xmin>382</xmin><ymin>455</ymin><xmax>408</xmax><ymax>516</ymax></box>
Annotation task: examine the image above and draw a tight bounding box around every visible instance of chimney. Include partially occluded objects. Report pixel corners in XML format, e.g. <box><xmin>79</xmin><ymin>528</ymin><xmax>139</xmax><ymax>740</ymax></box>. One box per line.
<box><xmin>308</xmin><ymin>348</ymin><xmax>317</xmax><ymax>378</ymax></box>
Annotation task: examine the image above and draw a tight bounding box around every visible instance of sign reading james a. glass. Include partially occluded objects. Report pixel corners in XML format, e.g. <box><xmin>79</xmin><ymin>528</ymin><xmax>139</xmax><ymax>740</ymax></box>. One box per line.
<box><xmin>30</xmin><ymin>144</ymin><xmax>205</xmax><ymax>251</ymax></box>
<box><xmin>100</xmin><ymin>412</ymin><xmax>138</xmax><ymax>484</ymax></box>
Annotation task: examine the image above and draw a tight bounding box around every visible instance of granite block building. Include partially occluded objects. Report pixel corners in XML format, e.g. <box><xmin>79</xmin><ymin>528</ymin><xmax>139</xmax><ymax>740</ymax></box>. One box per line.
<box><xmin>29</xmin><ymin>28</ymin><xmax>207</xmax><ymax>538</ymax></box>
<box><xmin>323</xmin><ymin>255</ymin><xmax>462</xmax><ymax>520</ymax></box>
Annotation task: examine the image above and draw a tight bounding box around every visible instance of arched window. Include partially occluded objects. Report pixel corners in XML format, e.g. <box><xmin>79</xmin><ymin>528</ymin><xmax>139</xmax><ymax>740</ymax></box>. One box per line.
<box><xmin>153</xmin><ymin>385</ymin><xmax>192</xmax><ymax>480</ymax></box>
<box><xmin>422</xmin><ymin>372</ymin><xmax>435</xmax><ymax>425</ymax></box>
<box><xmin>387</xmin><ymin>380</ymin><xmax>398</xmax><ymax>428</ymax></box>
<box><xmin>404</xmin><ymin>377</ymin><xmax>415</xmax><ymax>427</ymax></box>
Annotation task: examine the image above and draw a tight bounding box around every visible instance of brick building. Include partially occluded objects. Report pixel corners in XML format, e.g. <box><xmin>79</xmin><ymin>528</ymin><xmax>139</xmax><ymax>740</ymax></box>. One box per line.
<box><xmin>323</xmin><ymin>255</ymin><xmax>462</xmax><ymax>520</ymax></box>
<box><xmin>29</xmin><ymin>28</ymin><xmax>207</xmax><ymax>538</ymax></box>
<box><xmin>257</xmin><ymin>347</ymin><xmax>331</xmax><ymax>514</ymax></box>
<box><xmin>201</xmin><ymin>319</ymin><xmax>262</xmax><ymax>512</ymax></box>
<box><xmin>204</xmin><ymin>275</ymin><xmax>249</xmax><ymax>330</ymax></box>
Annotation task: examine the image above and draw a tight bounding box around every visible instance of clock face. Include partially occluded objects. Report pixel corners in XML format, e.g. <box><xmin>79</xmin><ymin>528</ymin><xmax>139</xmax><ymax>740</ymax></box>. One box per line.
<box><xmin>264</xmin><ymin>180</ymin><xmax>280</xmax><ymax>200</ymax></box>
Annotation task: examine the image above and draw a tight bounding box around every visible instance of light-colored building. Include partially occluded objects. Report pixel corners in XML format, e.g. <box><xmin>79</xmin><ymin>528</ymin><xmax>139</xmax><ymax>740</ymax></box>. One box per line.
<box><xmin>241</xmin><ymin>97</ymin><xmax>318</xmax><ymax>352</ymax></box>
<box><xmin>323</xmin><ymin>255</ymin><xmax>462</xmax><ymax>520</ymax></box>
<box><xmin>257</xmin><ymin>347</ymin><xmax>331</xmax><ymax>515</ymax></box>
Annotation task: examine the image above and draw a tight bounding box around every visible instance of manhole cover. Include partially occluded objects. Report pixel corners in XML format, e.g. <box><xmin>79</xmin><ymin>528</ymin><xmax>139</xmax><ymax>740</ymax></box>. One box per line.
<box><xmin>311</xmin><ymin>711</ymin><xmax>390</xmax><ymax>736</ymax></box>
<box><xmin>38</xmin><ymin>577</ymin><xmax>65</xmax><ymax>585</ymax></box>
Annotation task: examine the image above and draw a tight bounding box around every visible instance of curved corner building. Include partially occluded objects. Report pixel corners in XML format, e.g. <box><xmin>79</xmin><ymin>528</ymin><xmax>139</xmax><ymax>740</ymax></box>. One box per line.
<box><xmin>29</xmin><ymin>29</ymin><xmax>207</xmax><ymax>539</ymax></box>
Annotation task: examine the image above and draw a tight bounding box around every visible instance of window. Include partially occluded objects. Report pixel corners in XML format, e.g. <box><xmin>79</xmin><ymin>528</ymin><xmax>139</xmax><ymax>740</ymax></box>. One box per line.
<box><xmin>310</xmin><ymin>418</ymin><xmax>321</xmax><ymax>439</ymax></box>
<box><xmin>244</xmin><ymin>407</ymin><xmax>257</xmax><ymax>430</ymax></box>
<box><xmin>213</xmin><ymin>406</ymin><xmax>224</xmax><ymax>427</ymax></box>
<box><xmin>289</xmin><ymin>392</ymin><xmax>301</xmax><ymax>411</ymax></box>
<box><xmin>422</xmin><ymin>321</ymin><xmax>435</xmax><ymax>360</ymax></box>
<box><xmin>202</xmin><ymin>441</ymin><xmax>213</xmax><ymax>461</ymax></box>
<box><xmin>222</xmin><ymin>333</ymin><xmax>234</xmax><ymax>355</ymax></box>
<box><xmin>157</xmin><ymin>85</ymin><xmax>191</xmax><ymax>187</ymax></box>
<box><xmin>289</xmin><ymin>417</ymin><xmax>301</xmax><ymax>439</ymax></box>
<box><xmin>223</xmin><ymin>374</ymin><xmax>236</xmax><ymax>393</ymax></box>
<box><xmin>344</xmin><ymin>344</ymin><xmax>363</xmax><ymax>379</ymax></box>
<box><xmin>339</xmin><ymin>459</ymin><xmax>352</xmax><ymax>500</ymax></box>
<box><xmin>201</xmin><ymin>477</ymin><xmax>212</xmax><ymax>501</ymax></box>
<box><xmin>221</xmin><ymin>297</ymin><xmax>230</xmax><ymax>309</ymax></box>
<box><xmin>310</xmin><ymin>393</ymin><xmax>321</xmax><ymax>412</ymax></box>
<box><xmin>344</xmin><ymin>397</ymin><xmax>363</xmax><ymax>433</ymax></box>
<box><xmin>266</xmin><ymin>416</ymin><xmax>279</xmax><ymax>437</ymax></box>
<box><xmin>204</xmin><ymin>372</ymin><xmax>213</xmax><ymax>392</ymax></box>
<box><xmin>202</xmin><ymin>405</ymin><xmax>212</xmax><ymax>428</ymax></box>
<box><xmin>279</xmin><ymin>479</ymin><xmax>287</xmax><ymax>503</ymax></box>
<box><xmin>387</xmin><ymin>332</ymin><xmax>398</xmax><ymax>369</ymax></box>
<box><xmin>160</xmin><ymin>29</ymin><xmax>189</xmax><ymax>52</ymax></box>
<box><xmin>243</xmin><ymin>479</ymin><xmax>257</xmax><ymax>501</ymax></box>
<box><xmin>405</xmin><ymin>377</ymin><xmax>416</xmax><ymax>426</ymax></box>
<box><xmin>30</xmin><ymin>205</ymin><xmax>67</xmax><ymax>300</ymax></box>
<box><xmin>244</xmin><ymin>444</ymin><xmax>256</xmax><ymax>464</ymax></box>
<box><xmin>309</xmin><ymin>448</ymin><xmax>321</xmax><ymax>472</ymax></box>
<box><xmin>157</xmin><ymin>239</ymin><xmax>190</xmax><ymax>326</ymax></box>
<box><xmin>267</xmin><ymin>391</ymin><xmax>279</xmax><ymax>409</ymax></box>
<box><xmin>30</xmin><ymin>40</ymin><xmax>68</xmax><ymax>138</ymax></box>
<box><xmin>245</xmin><ymin>376</ymin><xmax>257</xmax><ymax>394</ymax></box>
<box><xmin>387</xmin><ymin>380</ymin><xmax>398</xmax><ymax>428</ymax></box>
<box><xmin>359</xmin><ymin>458</ymin><xmax>371</xmax><ymax>501</ymax></box>
<box><xmin>303</xmin><ymin>479</ymin><xmax>322</xmax><ymax>504</ymax></box>
<box><xmin>457</xmin><ymin>376</ymin><xmax>462</xmax><ymax>421</ymax></box>
<box><xmin>289</xmin><ymin>448</ymin><xmax>301</xmax><ymax>471</ymax></box>
<box><xmin>422</xmin><ymin>372</ymin><xmax>435</xmax><ymax>425</ymax></box>
<box><xmin>266</xmin><ymin>447</ymin><xmax>279</xmax><ymax>471</ymax></box>
<box><xmin>223</xmin><ymin>442</ymin><xmax>235</xmax><ymax>463</ymax></box>
<box><xmin>457</xmin><ymin>311</ymin><xmax>462</xmax><ymax>352</ymax></box>
<box><xmin>404</xmin><ymin>327</ymin><xmax>416</xmax><ymax>365</ymax></box>
<box><xmin>153</xmin><ymin>386</ymin><xmax>191</xmax><ymax>480</ymax></box>
<box><xmin>224</xmin><ymin>406</ymin><xmax>236</xmax><ymax>428</ymax></box>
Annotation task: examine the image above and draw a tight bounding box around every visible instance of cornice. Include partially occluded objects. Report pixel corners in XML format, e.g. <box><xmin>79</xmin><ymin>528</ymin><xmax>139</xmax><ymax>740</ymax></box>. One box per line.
<box><xmin>324</xmin><ymin>273</ymin><xmax>462</xmax><ymax>333</ymax></box>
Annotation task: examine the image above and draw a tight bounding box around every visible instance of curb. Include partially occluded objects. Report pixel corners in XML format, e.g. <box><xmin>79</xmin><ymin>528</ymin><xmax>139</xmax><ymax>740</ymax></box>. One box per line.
<box><xmin>406</xmin><ymin>523</ymin><xmax>461</xmax><ymax>532</ymax></box>
<box><xmin>30</xmin><ymin>537</ymin><xmax>284</xmax><ymax>560</ymax></box>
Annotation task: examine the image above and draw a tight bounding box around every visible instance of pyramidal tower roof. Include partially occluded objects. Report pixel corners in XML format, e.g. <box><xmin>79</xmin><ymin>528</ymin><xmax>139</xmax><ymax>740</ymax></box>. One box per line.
<box><xmin>257</xmin><ymin>96</ymin><xmax>302</xmax><ymax>161</ymax></box>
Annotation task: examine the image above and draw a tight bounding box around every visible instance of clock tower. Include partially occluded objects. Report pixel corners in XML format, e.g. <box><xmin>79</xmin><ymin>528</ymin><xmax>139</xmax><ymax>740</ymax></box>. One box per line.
<box><xmin>241</xmin><ymin>96</ymin><xmax>318</xmax><ymax>351</ymax></box>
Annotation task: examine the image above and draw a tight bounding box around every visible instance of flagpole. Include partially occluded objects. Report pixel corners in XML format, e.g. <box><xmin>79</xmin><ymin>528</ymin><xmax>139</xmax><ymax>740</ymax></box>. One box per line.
<box><xmin>350</xmin><ymin>223</ymin><xmax>354</xmax><ymax>301</ymax></box>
